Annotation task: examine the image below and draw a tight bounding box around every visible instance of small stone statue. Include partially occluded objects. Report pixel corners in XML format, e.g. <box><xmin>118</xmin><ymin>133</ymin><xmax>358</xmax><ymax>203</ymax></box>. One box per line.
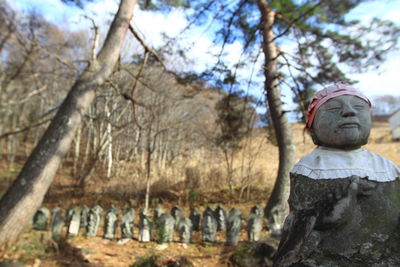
<box><xmin>121</xmin><ymin>208</ymin><xmax>135</xmax><ymax>240</ymax></box>
<box><xmin>274</xmin><ymin>82</ymin><xmax>400</xmax><ymax>266</ymax></box>
<box><xmin>247</xmin><ymin>205</ymin><xmax>263</xmax><ymax>242</ymax></box>
<box><xmin>156</xmin><ymin>213</ymin><xmax>175</xmax><ymax>242</ymax></box>
<box><xmin>226</xmin><ymin>208</ymin><xmax>242</xmax><ymax>246</ymax></box>
<box><xmin>86</xmin><ymin>205</ymin><xmax>103</xmax><ymax>237</ymax></box>
<box><xmin>178</xmin><ymin>218</ymin><xmax>193</xmax><ymax>243</ymax></box>
<box><xmin>153</xmin><ymin>207</ymin><xmax>164</xmax><ymax>223</ymax></box>
<box><xmin>202</xmin><ymin>207</ymin><xmax>217</xmax><ymax>242</ymax></box>
<box><xmin>250</xmin><ymin>205</ymin><xmax>264</xmax><ymax>218</ymax></box>
<box><xmin>268</xmin><ymin>205</ymin><xmax>287</xmax><ymax>238</ymax></box>
<box><xmin>66</xmin><ymin>205</ymin><xmax>75</xmax><ymax>225</ymax></box>
<box><xmin>171</xmin><ymin>206</ymin><xmax>183</xmax><ymax>229</ymax></box>
<box><xmin>51</xmin><ymin>207</ymin><xmax>64</xmax><ymax>241</ymax></box>
<box><xmin>104</xmin><ymin>207</ymin><xmax>119</xmax><ymax>239</ymax></box>
<box><xmin>214</xmin><ymin>205</ymin><xmax>227</xmax><ymax>231</ymax></box>
<box><xmin>33</xmin><ymin>207</ymin><xmax>50</xmax><ymax>230</ymax></box>
<box><xmin>80</xmin><ymin>204</ymin><xmax>90</xmax><ymax>230</ymax></box>
<box><xmin>189</xmin><ymin>207</ymin><xmax>201</xmax><ymax>231</ymax></box>
<box><xmin>138</xmin><ymin>211</ymin><xmax>152</xmax><ymax>242</ymax></box>
<box><xmin>68</xmin><ymin>206</ymin><xmax>81</xmax><ymax>237</ymax></box>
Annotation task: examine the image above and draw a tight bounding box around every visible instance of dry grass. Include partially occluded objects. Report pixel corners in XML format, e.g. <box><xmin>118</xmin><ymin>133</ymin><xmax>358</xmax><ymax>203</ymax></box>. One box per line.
<box><xmin>41</xmin><ymin>122</ymin><xmax>400</xmax><ymax>208</ymax></box>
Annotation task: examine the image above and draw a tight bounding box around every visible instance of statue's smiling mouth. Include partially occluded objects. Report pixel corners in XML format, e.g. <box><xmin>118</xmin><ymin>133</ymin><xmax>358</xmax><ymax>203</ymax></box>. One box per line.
<box><xmin>340</xmin><ymin>122</ymin><xmax>359</xmax><ymax>128</ymax></box>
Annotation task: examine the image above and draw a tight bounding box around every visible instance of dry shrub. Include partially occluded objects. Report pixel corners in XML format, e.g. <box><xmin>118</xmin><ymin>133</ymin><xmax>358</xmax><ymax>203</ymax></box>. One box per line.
<box><xmin>184</xmin><ymin>167</ymin><xmax>201</xmax><ymax>190</ymax></box>
<box><xmin>253</xmin><ymin>169</ymin><xmax>266</xmax><ymax>186</ymax></box>
<box><xmin>204</xmin><ymin>167</ymin><xmax>224</xmax><ymax>191</ymax></box>
<box><xmin>151</xmin><ymin>177</ymin><xmax>174</xmax><ymax>193</ymax></box>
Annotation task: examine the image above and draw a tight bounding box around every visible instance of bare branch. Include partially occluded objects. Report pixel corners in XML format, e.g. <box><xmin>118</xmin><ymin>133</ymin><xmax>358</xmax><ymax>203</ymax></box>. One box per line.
<box><xmin>2</xmin><ymin>85</ymin><xmax>47</xmax><ymax>106</ymax></box>
<box><xmin>83</xmin><ymin>15</ymin><xmax>100</xmax><ymax>62</ymax></box>
<box><xmin>128</xmin><ymin>24</ymin><xmax>168</xmax><ymax>71</ymax></box>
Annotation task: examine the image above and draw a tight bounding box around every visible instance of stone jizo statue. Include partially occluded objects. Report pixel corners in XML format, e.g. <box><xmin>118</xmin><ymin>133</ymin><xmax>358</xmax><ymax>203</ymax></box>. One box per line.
<box><xmin>202</xmin><ymin>207</ymin><xmax>217</xmax><ymax>242</ymax></box>
<box><xmin>68</xmin><ymin>206</ymin><xmax>81</xmax><ymax>237</ymax></box>
<box><xmin>153</xmin><ymin>207</ymin><xmax>164</xmax><ymax>223</ymax></box>
<box><xmin>80</xmin><ymin>205</ymin><xmax>90</xmax><ymax>230</ymax></box>
<box><xmin>171</xmin><ymin>206</ymin><xmax>183</xmax><ymax>229</ymax></box>
<box><xmin>249</xmin><ymin>205</ymin><xmax>264</xmax><ymax>218</ymax></box>
<box><xmin>121</xmin><ymin>208</ymin><xmax>135</xmax><ymax>240</ymax></box>
<box><xmin>86</xmin><ymin>205</ymin><xmax>103</xmax><ymax>237</ymax></box>
<box><xmin>178</xmin><ymin>218</ymin><xmax>193</xmax><ymax>243</ymax></box>
<box><xmin>274</xmin><ymin>82</ymin><xmax>400</xmax><ymax>267</ymax></box>
<box><xmin>214</xmin><ymin>205</ymin><xmax>227</xmax><ymax>232</ymax></box>
<box><xmin>226</xmin><ymin>208</ymin><xmax>242</xmax><ymax>246</ymax></box>
<box><xmin>247</xmin><ymin>205</ymin><xmax>263</xmax><ymax>242</ymax></box>
<box><xmin>66</xmin><ymin>205</ymin><xmax>75</xmax><ymax>225</ymax></box>
<box><xmin>51</xmin><ymin>207</ymin><xmax>64</xmax><ymax>241</ymax></box>
<box><xmin>104</xmin><ymin>207</ymin><xmax>118</xmax><ymax>240</ymax></box>
<box><xmin>138</xmin><ymin>211</ymin><xmax>152</xmax><ymax>242</ymax></box>
<box><xmin>156</xmin><ymin>213</ymin><xmax>175</xmax><ymax>243</ymax></box>
<box><xmin>189</xmin><ymin>207</ymin><xmax>201</xmax><ymax>232</ymax></box>
<box><xmin>33</xmin><ymin>207</ymin><xmax>50</xmax><ymax>231</ymax></box>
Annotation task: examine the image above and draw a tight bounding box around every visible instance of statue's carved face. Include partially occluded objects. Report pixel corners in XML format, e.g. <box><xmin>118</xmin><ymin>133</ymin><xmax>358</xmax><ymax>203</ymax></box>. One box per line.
<box><xmin>311</xmin><ymin>95</ymin><xmax>371</xmax><ymax>149</ymax></box>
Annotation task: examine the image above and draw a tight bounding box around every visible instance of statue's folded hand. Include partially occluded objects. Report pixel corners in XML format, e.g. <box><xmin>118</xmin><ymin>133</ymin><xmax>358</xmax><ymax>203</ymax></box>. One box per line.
<box><xmin>320</xmin><ymin>176</ymin><xmax>359</xmax><ymax>226</ymax></box>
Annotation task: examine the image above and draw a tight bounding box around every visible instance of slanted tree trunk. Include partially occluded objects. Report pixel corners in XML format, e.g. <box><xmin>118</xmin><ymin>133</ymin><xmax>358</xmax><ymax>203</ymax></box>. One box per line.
<box><xmin>257</xmin><ymin>0</ymin><xmax>296</xmax><ymax>236</ymax></box>
<box><xmin>0</xmin><ymin>0</ymin><xmax>137</xmax><ymax>248</ymax></box>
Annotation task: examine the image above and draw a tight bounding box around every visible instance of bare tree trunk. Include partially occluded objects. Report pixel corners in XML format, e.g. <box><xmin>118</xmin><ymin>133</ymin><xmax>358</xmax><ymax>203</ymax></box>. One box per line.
<box><xmin>0</xmin><ymin>0</ymin><xmax>137</xmax><ymax>248</ymax></box>
<box><xmin>80</xmin><ymin>117</ymin><xmax>93</xmax><ymax>174</ymax></box>
<box><xmin>72</xmin><ymin>125</ymin><xmax>82</xmax><ymax>176</ymax></box>
<box><xmin>257</xmin><ymin>0</ymin><xmax>296</xmax><ymax>236</ymax></box>
<box><xmin>143</xmin><ymin>128</ymin><xmax>153</xmax><ymax>215</ymax></box>
<box><xmin>105</xmin><ymin>103</ymin><xmax>113</xmax><ymax>178</ymax></box>
<box><xmin>223</xmin><ymin>149</ymin><xmax>235</xmax><ymax>195</ymax></box>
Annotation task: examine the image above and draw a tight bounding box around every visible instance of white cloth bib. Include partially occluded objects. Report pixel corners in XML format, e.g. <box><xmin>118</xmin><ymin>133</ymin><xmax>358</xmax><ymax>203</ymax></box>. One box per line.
<box><xmin>291</xmin><ymin>146</ymin><xmax>400</xmax><ymax>182</ymax></box>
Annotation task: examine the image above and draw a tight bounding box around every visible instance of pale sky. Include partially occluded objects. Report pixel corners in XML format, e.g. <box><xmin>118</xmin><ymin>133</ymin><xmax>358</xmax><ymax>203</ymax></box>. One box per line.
<box><xmin>9</xmin><ymin>0</ymin><xmax>400</xmax><ymax>103</ymax></box>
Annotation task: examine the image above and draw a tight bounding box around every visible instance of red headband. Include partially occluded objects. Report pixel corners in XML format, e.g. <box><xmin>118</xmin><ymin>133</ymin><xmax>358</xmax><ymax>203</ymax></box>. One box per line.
<box><xmin>305</xmin><ymin>82</ymin><xmax>371</xmax><ymax>130</ymax></box>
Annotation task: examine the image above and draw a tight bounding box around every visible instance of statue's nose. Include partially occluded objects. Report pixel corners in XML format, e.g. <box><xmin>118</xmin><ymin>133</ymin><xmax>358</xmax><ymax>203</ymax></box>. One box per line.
<box><xmin>341</xmin><ymin>103</ymin><xmax>356</xmax><ymax>117</ymax></box>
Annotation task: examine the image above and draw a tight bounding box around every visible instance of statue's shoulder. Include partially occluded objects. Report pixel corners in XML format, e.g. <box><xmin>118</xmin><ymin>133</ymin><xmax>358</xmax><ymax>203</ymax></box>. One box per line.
<box><xmin>291</xmin><ymin>147</ymin><xmax>400</xmax><ymax>181</ymax></box>
<box><xmin>363</xmin><ymin>149</ymin><xmax>400</xmax><ymax>181</ymax></box>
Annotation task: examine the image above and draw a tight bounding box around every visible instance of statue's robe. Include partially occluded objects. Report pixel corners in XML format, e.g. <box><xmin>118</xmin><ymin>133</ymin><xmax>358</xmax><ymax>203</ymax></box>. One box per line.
<box><xmin>274</xmin><ymin>147</ymin><xmax>400</xmax><ymax>267</ymax></box>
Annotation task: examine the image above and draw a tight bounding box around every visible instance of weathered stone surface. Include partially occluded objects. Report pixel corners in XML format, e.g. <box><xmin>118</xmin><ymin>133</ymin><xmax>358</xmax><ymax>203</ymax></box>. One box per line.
<box><xmin>33</xmin><ymin>207</ymin><xmax>50</xmax><ymax>230</ymax></box>
<box><xmin>121</xmin><ymin>208</ymin><xmax>135</xmax><ymax>240</ymax></box>
<box><xmin>276</xmin><ymin>174</ymin><xmax>400</xmax><ymax>266</ymax></box>
<box><xmin>86</xmin><ymin>205</ymin><xmax>102</xmax><ymax>237</ymax></box>
<box><xmin>66</xmin><ymin>205</ymin><xmax>75</xmax><ymax>225</ymax></box>
<box><xmin>153</xmin><ymin>207</ymin><xmax>164</xmax><ymax>223</ymax></box>
<box><xmin>104</xmin><ymin>206</ymin><xmax>118</xmax><ymax>239</ymax></box>
<box><xmin>202</xmin><ymin>207</ymin><xmax>217</xmax><ymax>242</ymax></box>
<box><xmin>178</xmin><ymin>218</ymin><xmax>192</xmax><ymax>243</ymax></box>
<box><xmin>156</xmin><ymin>213</ymin><xmax>175</xmax><ymax>243</ymax></box>
<box><xmin>267</xmin><ymin>205</ymin><xmax>286</xmax><ymax>238</ymax></box>
<box><xmin>226</xmin><ymin>208</ymin><xmax>242</xmax><ymax>246</ymax></box>
<box><xmin>247</xmin><ymin>206</ymin><xmax>263</xmax><ymax>242</ymax></box>
<box><xmin>138</xmin><ymin>211</ymin><xmax>152</xmax><ymax>242</ymax></box>
<box><xmin>171</xmin><ymin>206</ymin><xmax>183</xmax><ymax>229</ymax></box>
<box><xmin>51</xmin><ymin>207</ymin><xmax>64</xmax><ymax>241</ymax></box>
<box><xmin>214</xmin><ymin>205</ymin><xmax>227</xmax><ymax>232</ymax></box>
<box><xmin>80</xmin><ymin>204</ymin><xmax>90</xmax><ymax>230</ymax></box>
<box><xmin>68</xmin><ymin>207</ymin><xmax>81</xmax><ymax>237</ymax></box>
<box><xmin>189</xmin><ymin>208</ymin><xmax>201</xmax><ymax>232</ymax></box>
<box><xmin>250</xmin><ymin>205</ymin><xmax>264</xmax><ymax>218</ymax></box>
<box><xmin>275</xmin><ymin>91</ymin><xmax>400</xmax><ymax>266</ymax></box>
<box><xmin>229</xmin><ymin>238</ymin><xmax>277</xmax><ymax>267</ymax></box>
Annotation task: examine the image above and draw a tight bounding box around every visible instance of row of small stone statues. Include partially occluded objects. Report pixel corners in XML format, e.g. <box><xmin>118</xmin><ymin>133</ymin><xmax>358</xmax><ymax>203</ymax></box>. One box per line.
<box><xmin>33</xmin><ymin>204</ymin><xmax>265</xmax><ymax>246</ymax></box>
